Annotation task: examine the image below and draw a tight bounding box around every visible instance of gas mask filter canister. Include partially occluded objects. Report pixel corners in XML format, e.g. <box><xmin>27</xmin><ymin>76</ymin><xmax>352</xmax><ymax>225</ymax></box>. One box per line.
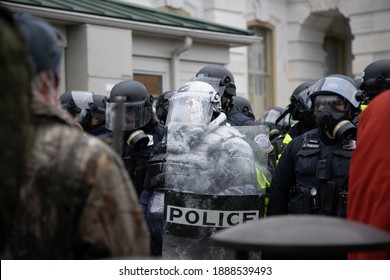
<box><xmin>127</xmin><ymin>130</ymin><xmax>149</xmax><ymax>150</ymax></box>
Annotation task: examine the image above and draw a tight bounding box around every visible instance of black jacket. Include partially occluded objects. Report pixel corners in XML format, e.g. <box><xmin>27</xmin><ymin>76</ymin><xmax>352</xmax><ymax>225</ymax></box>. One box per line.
<box><xmin>122</xmin><ymin>120</ymin><xmax>166</xmax><ymax>197</ymax></box>
<box><xmin>268</xmin><ymin>128</ymin><xmax>354</xmax><ymax>217</ymax></box>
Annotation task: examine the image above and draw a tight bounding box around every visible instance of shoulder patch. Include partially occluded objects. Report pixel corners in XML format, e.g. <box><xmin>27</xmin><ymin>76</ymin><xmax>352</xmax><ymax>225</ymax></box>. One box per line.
<box><xmin>254</xmin><ymin>134</ymin><xmax>274</xmax><ymax>154</ymax></box>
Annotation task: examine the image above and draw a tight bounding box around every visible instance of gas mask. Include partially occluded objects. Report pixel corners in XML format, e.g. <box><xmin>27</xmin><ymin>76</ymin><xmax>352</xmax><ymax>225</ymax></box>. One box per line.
<box><xmin>313</xmin><ymin>95</ymin><xmax>356</xmax><ymax>144</ymax></box>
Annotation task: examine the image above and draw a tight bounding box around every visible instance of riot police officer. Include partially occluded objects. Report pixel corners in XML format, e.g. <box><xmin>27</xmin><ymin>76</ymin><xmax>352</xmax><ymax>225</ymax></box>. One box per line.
<box><xmin>86</xmin><ymin>94</ymin><xmax>109</xmax><ymax>140</ymax></box>
<box><xmin>141</xmin><ymin>81</ymin><xmax>266</xmax><ymax>258</ymax></box>
<box><xmin>105</xmin><ymin>80</ymin><xmax>165</xmax><ymax>197</ymax></box>
<box><xmin>268</xmin><ymin>74</ymin><xmax>360</xmax><ymax>217</ymax></box>
<box><xmin>192</xmin><ymin>65</ymin><xmax>257</xmax><ymax>126</ymax></box>
<box><xmin>140</xmin><ymin>81</ymin><xmax>227</xmax><ymax>255</ymax></box>
<box><xmin>59</xmin><ymin>90</ymin><xmax>85</xmax><ymax>118</ymax></box>
<box><xmin>272</xmin><ymin>81</ymin><xmax>316</xmax><ymax>164</ymax></box>
<box><xmin>231</xmin><ymin>95</ymin><xmax>257</xmax><ymax>122</ymax></box>
<box><xmin>192</xmin><ymin>66</ymin><xmax>275</xmax><ymax>192</ymax></box>
<box><xmin>267</xmin><ymin>74</ymin><xmax>360</xmax><ymax>259</ymax></box>
<box><xmin>260</xmin><ymin>106</ymin><xmax>288</xmax><ymax>141</ymax></box>
<box><xmin>59</xmin><ymin>91</ymin><xmax>108</xmax><ymax>140</ymax></box>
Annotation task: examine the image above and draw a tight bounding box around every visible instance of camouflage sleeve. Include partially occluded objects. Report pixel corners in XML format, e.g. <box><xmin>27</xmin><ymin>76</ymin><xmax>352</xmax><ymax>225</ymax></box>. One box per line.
<box><xmin>77</xmin><ymin>148</ymin><xmax>150</xmax><ymax>258</ymax></box>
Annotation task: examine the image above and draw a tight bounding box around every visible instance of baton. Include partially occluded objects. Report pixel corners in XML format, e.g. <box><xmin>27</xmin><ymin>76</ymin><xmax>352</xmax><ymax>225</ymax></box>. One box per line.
<box><xmin>112</xmin><ymin>96</ymin><xmax>126</xmax><ymax>155</ymax></box>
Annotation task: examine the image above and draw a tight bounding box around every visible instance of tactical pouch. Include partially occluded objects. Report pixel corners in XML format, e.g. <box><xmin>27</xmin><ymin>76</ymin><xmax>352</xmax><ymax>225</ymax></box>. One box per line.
<box><xmin>323</xmin><ymin>181</ymin><xmax>336</xmax><ymax>215</ymax></box>
<box><xmin>335</xmin><ymin>191</ymin><xmax>348</xmax><ymax>217</ymax></box>
<box><xmin>316</xmin><ymin>159</ymin><xmax>330</xmax><ymax>180</ymax></box>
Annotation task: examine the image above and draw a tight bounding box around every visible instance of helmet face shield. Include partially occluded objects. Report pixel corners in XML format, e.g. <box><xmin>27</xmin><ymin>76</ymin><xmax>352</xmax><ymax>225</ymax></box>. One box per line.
<box><xmin>105</xmin><ymin>100</ymin><xmax>151</xmax><ymax>131</ymax></box>
<box><xmin>89</xmin><ymin>95</ymin><xmax>107</xmax><ymax>120</ymax></box>
<box><xmin>263</xmin><ymin>108</ymin><xmax>282</xmax><ymax>124</ymax></box>
<box><xmin>70</xmin><ymin>91</ymin><xmax>93</xmax><ymax>110</ymax></box>
<box><xmin>311</xmin><ymin>76</ymin><xmax>360</xmax><ymax>109</ymax></box>
<box><xmin>291</xmin><ymin>88</ymin><xmax>312</xmax><ymax>113</ymax></box>
<box><xmin>59</xmin><ymin>91</ymin><xmax>93</xmax><ymax>114</ymax></box>
<box><xmin>166</xmin><ymin>91</ymin><xmax>215</xmax><ymax>126</ymax></box>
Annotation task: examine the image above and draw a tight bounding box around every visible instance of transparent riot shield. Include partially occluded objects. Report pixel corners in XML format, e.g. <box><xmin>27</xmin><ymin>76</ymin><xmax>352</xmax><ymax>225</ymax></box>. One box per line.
<box><xmin>162</xmin><ymin>122</ymin><xmax>269</xmax><ymax>259</ymax></box>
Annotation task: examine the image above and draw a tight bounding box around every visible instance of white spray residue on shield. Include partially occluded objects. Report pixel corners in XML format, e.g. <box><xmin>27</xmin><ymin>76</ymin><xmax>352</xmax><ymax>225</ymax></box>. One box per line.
<box><xmin>162</xmin><ymin>122</ymin><xmax>269</xmax><ymax>259</ymax></box>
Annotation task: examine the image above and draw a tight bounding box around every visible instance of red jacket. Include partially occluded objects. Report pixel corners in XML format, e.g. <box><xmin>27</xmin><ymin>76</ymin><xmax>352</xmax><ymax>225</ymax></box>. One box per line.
<box><xmin>347</xmin><ymin>90</ymin><xmax>390</xmax><ymax>259</ymax></box>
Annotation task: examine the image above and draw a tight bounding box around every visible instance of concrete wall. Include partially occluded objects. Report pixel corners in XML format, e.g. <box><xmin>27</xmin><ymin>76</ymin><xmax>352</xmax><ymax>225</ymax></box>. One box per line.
<box><xmin>66</xmin><ymin>25</ymin><xmax>133</xmax><ymax>96</ymax></box>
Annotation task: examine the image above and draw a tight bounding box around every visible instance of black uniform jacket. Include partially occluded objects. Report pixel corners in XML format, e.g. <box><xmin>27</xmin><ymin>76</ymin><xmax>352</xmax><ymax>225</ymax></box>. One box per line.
<box><xmin>268</xmin><ymin>128</ymin><xmax>354</xmax><ymax>216</ymax></box>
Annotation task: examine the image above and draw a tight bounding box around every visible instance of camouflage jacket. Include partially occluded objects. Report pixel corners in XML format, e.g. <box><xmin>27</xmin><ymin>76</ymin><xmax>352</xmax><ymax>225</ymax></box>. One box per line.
<box><xmin>0</xmin><ymin>8</ymin><xmax>34</xmax><ymax>252</ymax></box>
<box><xmin>8</xmin><ymin>97</ymin><xmax>150</xmax><ymax>259</ymax></box>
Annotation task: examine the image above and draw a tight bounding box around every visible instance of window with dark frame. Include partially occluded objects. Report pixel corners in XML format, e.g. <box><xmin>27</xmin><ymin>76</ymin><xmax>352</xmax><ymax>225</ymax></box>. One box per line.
<box><xmin>133</xmin><ymin>73</ymin><xmax>163</xmax><ymax>99</ymax></box>
<box><xmin>323</xmin><ymin>35</ymin><xmax>346</xmax><ymax>76</ymax></box>
<box><xmin>248</xmin><ymin>24</ymin><xmax>274</xmax><ymax>120</ymax></box>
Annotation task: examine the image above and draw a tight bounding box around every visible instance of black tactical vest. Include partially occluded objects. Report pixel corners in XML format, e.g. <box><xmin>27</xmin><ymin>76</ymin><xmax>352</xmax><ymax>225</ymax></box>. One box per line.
<box><xmin>289</xmin><ymin>130</ymin><xmax>354</xmax><ymax>217</ymax></box>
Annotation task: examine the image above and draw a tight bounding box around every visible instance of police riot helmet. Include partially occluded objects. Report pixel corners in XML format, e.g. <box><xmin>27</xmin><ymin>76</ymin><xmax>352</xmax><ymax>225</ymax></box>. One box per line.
<box><xmin>192</xmin><ymin>65</ymin><xmax>236</xmax><ymax>97</ymax></box>
<box><xmin>108</xmin><ymin>80</ymin><xmax>150</xmax><ymax>103</ymax></box>
<box><xmin>166</xmin><ymin>81</ymin><xmax>221</xmax><ymax>126</ymax></box>
<box><xmin>89</xmin><ymin>94</ymin><xmax>107</xmax><ymax>120</ymax></box>
<box><xmin>106</xmin><ymin>80</ymin><xmax>153</xmax><ymax>131</ymax></box>
<box><xmin>156</xmin><ymin>90</ymin><xmax>176</xmax><ymax>124</ymax></box>
<box><xmin>310</xmin><ymin>75</ymin><xmax>359</xmax><ymax>143</ymax></box>
<box><xmin>232</xmin><ymin>95</ymin><xmax>255</xmax><ymax>120</ymax></box>
<box><xmin>290</xmin><ymin>81</ymin><xmax>315</xmax><ymax>118</ymax></box>
<box><xmin>310</xmin><ymin>75</ymin><xmax>360</xmax><ymax>110</ymax></box>
<box><xmin>360</xmin><ymin>59</ymin><xmax>390</xmax><ymax>100</ymax></box>
<box><xmin>59</xmin><ymin>90</ymin><xmax>93</xmax><ymax>117</ymax></box>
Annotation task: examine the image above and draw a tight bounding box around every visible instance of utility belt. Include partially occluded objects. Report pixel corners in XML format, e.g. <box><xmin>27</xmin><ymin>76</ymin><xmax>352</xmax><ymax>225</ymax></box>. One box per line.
<box><xmin>289</xmin><ymin>183</ymin><xmax>348</xmax><ymax>217</ymax></box>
